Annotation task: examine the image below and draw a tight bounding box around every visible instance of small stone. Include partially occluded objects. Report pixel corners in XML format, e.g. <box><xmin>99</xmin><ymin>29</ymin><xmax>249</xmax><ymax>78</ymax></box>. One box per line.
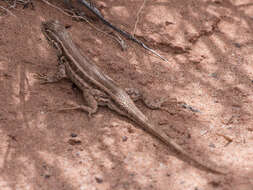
<box><xmin>233</xmin><ymin>42</ymin><xmax>241</xmax><ymax>48</ymax></box>
<box><xmin>213</xmin><ymin>0</ymin><xmax>222</xmax><ymax>4</ymax></box>
<box><xmin>65</xmin><ymin>24</ymin><xmax>72</xmax><ymax>29</ymax></box>
<box><xmin>95</xmin><ymin>177</ymin><xmax>103</xmax><ymax>184</ymax></box>
<box><xmin>209</xmin><ymin>143</ymin><xmax>216</xmax><ymax>148</ymax></box>
<box><xmin>122</xmin><ymin>136</ymin><xmax>128</xmax><ymax>142</ymax></box>
<box><xmin>209</xmin><ymin>180</ymin><xmax>221</xmax><ymax>187</ymax></box>
<box><xmin>42</xmin><ymin>164</ymin><xmax>47</xmax><ymax>169</ymax></box>
<box><xmin>165</xmin><ymin>21</ymin><xmax>174</xmax><ymax>26</ymax></box>
<box><xmin>68</xmin><ymin>139</ymin><xmax>82</xmax><ymax>145</ymax></box>
<box><xmin>127</xmin><ymin>127</ymin><xmax>134</xmax><ymax>133</ymax></box>
<box><xmin>8</xmin><ymin>134</ymin><xmax>17</xmax><ymax>141</ymax></box>
<box><xmin>247</xmin><ymin>128</ymin><xmax>253</xmax><ymax>132</ymax></box>
<box><xmin>111</xmin><ymin>122</ymin><xmax>119</xmax><ymax>127</ymax></box>
<box><xmin>44</xmin><ymin>174</ymin><xmax>51</xmax><ymax>179</ymax></box>
<box><xmin>70</xmin><ymin>133</ymin><xmax>78</xmax><ymax>138</ymax></box>
<box><xmin>209</xmin><ymin>73</ymin><xmax>217</xmax><ymax>78</ymax></box>
<box><xmin>200</xmin><ymin>130</ymin><xmax>207</xmax><ymax>135</ymax></box>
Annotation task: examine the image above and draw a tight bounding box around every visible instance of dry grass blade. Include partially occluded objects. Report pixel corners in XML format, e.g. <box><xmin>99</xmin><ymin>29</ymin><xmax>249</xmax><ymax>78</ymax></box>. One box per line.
<box><xmin>40</xmin><ymin>0</ymin><xmax>127</xmax><ymax>51</ymax></box>
<box><xmin>0</xmin><ymin>5</ymin><xmax>17</xmax><ymax>17</ymax></box>
<box><xmin>40</xmin><ymin>0</ymin><xmax>70</xmax><ymax>16</ymax></box>
<box><xmin>133</xmin><ymin>0</ymin><xmax>147</xmax><ymax>36</ymax></box>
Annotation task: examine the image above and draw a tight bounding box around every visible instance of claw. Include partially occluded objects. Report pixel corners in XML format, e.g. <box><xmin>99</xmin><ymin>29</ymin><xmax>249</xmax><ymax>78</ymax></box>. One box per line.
<box><xmin>34</xmin><ymin>73</ymin><xmax>50</xmax><ymax>84</ymax></box>
<box><xmin>87</xmin><ymin>111</ymin><xmax>94</xmax><ymax>119</ymax></box>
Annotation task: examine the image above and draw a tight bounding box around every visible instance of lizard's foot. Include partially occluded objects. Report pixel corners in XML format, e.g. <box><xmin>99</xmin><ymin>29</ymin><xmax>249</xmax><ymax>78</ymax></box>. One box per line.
<box><xmin>126</xmin><ymin>87</ymin><xmax>169</xmax><ymax>110</ymax></box>
<box><xmin>46</xmin><ymin>88</ymin><xmax>99</xmax><ymax>119</ymax></box>
<box><xmin>54</xmin><ymin>88</ymin><xmax>100</xmax><ymax>118</ymax></box>
<box><xmin>34</xmin><ymin>64</ymin><xmax>67</xmax><ymax>84</ymax></box>
<box><xmin>126</xmin><ymin>87</ymin><xmax>177</xmax><ymax>114</ymax></box>
<box><xmin>34</xmin><ymin>73</ymin><xmax>55</xmax><ymax>84</ymax></box>
<box><xmin>143</xmin><ymin>96</ymin><xmax>168</xmax><ymax>110</ymax></box>
<box><xmin>125</xmin><ymin>88</ymin><xmax>142</xmax><ymax>101</ymax></box>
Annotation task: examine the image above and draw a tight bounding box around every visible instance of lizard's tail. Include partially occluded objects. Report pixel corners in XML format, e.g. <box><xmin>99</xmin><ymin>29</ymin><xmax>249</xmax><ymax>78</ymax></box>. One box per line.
<box><xmin>138</xmin><ymin>120</ymin><xmax>226</xmax><ymax>174</ymax></box>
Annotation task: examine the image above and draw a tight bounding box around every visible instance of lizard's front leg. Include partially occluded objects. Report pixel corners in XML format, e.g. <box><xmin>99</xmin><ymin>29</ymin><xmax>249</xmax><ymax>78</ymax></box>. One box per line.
<box><xmin>35</xmin><ymin>63</ymin><xmax>67</xmax><ymax>84</ymax></box>
<box><xmin>35</xmin><ymin>56</ymin><xmax>98</xmax><ymax>117</ymax></box>
<box><xmin>89</xmin><ymin>87</ymin><xmax>169</xmax><ymax>114</ymax></box>
<box><xmin>125</xmin><ymin>88</ymin><xmax>200</xmax><ymax>114</ymax></box>
<box><xmin>90</xmin><ymin>88</ymin><xmax>168</xmax><ymax>116</ymax></box>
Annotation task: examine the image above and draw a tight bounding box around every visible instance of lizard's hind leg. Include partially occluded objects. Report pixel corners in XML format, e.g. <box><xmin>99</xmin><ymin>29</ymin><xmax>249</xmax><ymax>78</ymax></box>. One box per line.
<box><xmin>56</xmin><ymin>88</ymin><xmax>99</xmax><ymax>118</ymax></box>
<box><xmin>125</xmin><ymin>88</ymin><xmax>171</xmax><ymax>113</ymax></box>
<box><xmin>90</xmin><ymin>89</ymin><xmax>127</xmax><ymax>116</ymax></box>
<box><xmin>36</xmin><ymin>63</ymin><xmax>98</xmax><ymax>117</ymax></box>
<box><xmin>61</xmin><ymin>88</ymin><xmax>128</xmax><ymax>117</ymax></box>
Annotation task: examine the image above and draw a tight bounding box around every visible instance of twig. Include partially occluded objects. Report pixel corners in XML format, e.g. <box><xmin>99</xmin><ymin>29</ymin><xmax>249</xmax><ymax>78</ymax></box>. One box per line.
<box><xmin>40</xmin><ymin>0</ymin><xmax>127</xmax><ymax>51</ymax></box>
<box><xmin>109</xmin><ymin>32</ymin><xmax>127</xmax><ymax>51</ymax></box>
<box><xmin>0</xmin><ymin>5</ymin><xmax>17</xmax><ymax>17</ymax></box>
<box><xmin>78</xmin><ymin>0</ymin><xmax>168</xmax><ymax>62</ymax></box>
<box><xmin>8</xmin><ymin>0</ymin><xmax>32</xmax><ymax>9</ymax></box>
<box><xmin>41</xmin><ymin>0</ymin><xmax>167</xmax><ymax>61</ymax></box>
<box><xmin>40</xmin><ymin>0</ymin><xmax>70</xmax><ymax>16</ymax></box>
<box><xmin>216</xmin><ymin>133</ymin><xmax>233</xmax><ymax>146</ymax></box>
<box><xmin>133</xmin><ymin>0</ymin><xmax>147</xmax><ymax>36</ymax></box>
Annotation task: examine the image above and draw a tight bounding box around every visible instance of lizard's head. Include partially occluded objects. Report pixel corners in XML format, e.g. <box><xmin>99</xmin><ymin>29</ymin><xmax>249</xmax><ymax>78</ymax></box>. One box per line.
<box><xmin>41</xmin><ymin>20</ymin><xmax>64</xmax><ymax>33</ymax></box>
<box><xmin>41</xmin><ymin>20</ymin><xmax>67</xmax><ymax>42</ymax></box>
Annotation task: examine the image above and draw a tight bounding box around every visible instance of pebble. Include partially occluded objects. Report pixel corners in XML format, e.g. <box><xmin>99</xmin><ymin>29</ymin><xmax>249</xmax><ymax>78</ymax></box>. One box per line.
<box><xmin>95</xmin><ymin>177</ymin><xmax>103</xmax><ymax>184</ymax></box>
<box><xmin>68</xmin><ymin>139</ymin><xmax>82</xmax><ymax>145</ymax></box>
<box><xmin>209</xmin><ymin>73</ymin><xmax>218</xmax><ymax>78</ymax></box>
<box><xmin>70</xmin><ymin>133</ymin><xmax>78</xmax><ymax>138</ymax></box>
<box><xmin>233</xmin><ymin>42</ymin><xmax>241</xmax><ymax>48</ymax></box>
<box><xmin>122</xmin><ymin>136</ymin><xmax>128</xmax><ymax>142</ymax></box>
<box><xmin>209</xmin><ymin>143</ymin><xmax>216</xmax><ymax>148</ymax></box>
<box><xmin>44</xmin><ymin>174</ymin><xmax>51</xmax><ymax>179</ymax></box>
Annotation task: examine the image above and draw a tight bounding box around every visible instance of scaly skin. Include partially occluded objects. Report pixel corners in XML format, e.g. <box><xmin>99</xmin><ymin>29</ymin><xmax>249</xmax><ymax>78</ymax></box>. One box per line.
<box><xmin>40</xmin><ymin>20</ymin><xmax>225</xmax><ymax>174</ymax></box>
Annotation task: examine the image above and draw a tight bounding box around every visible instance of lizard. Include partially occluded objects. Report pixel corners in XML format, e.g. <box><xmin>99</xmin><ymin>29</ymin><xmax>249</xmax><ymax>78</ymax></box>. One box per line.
<box><xmin>38</xmin><ymin>20</ymin><xmax>225</xmax><ymax>174</ymax></box>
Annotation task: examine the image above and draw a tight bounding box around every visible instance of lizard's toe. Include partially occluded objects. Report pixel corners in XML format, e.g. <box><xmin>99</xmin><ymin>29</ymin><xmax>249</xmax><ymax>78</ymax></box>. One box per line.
<box><xmin>34</xmin><ymin>73</ymin><xmax>50</xmax><ymax>84</ymax></box>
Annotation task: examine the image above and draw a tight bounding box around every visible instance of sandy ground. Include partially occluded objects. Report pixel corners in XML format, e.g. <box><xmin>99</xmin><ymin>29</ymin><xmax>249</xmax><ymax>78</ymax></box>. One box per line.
<box><xmin>0</xmin><ymin>0</ymin><xmax>253</xmax><ymax>189</ymax></box>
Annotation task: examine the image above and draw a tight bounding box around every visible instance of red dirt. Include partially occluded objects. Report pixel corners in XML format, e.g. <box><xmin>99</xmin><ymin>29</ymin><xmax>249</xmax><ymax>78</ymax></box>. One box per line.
<box><xmin>0</xmin><ymin>0</ymin><xmax>253</xmax><ymax>189</ymax></box>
